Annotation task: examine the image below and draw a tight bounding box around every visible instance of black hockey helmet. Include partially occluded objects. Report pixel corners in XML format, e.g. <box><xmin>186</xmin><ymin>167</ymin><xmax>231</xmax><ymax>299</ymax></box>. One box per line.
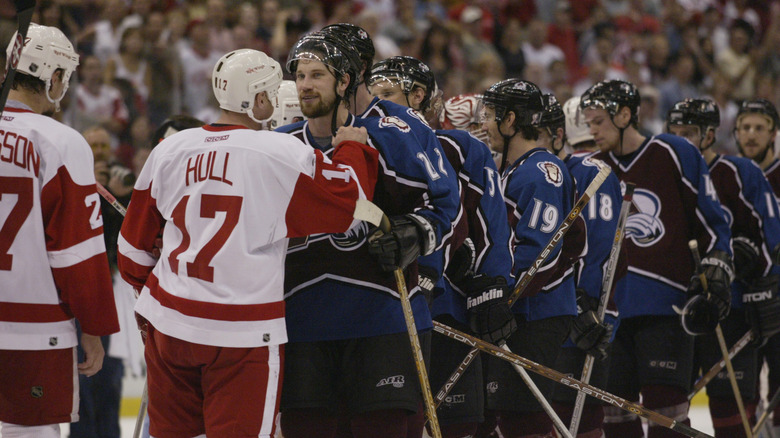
<box><xmin>580</xmin><ymin>79</ymin><xmax>641</xmax><ymax>127</ymax></box>
<box><xmin>666</xmin><ymin>98</ymin><xmax>720</xmax><ymax>129</ymax></box>
<box><xmin>151</xmin><ymin>114</ymin><xmax>205</xmax><ymax>147</ymax></box>
<box><xmin>368</xmin><ymin>56</ymin><xmax>436</xmax><ymax>112</ymax></box>
<box><xmin>539</xmin><ymin>93</ymin><xmax>565</xmax><ymax>132</ymax></box>
<box><xmin>286</xmin><ymin>31</ymin><xmax>363</xmax><ymax>99</ymax></box>
<box><xmin>481</xmin><ymin>78</ymin><xmax>544</xmax><ymax>127</ymax></box>
<box><xmin>737</xmin><ymin>99</ymin><xmax>779</xmax><ymax>131</ymax></box>
<box><xmin>321</xmin><ymin>23</ymin><xmax>375</xmax><ymax>83</ymax></box>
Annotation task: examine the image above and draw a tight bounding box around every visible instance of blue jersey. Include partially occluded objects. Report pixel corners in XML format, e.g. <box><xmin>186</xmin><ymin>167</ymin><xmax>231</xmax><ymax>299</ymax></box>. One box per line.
<box><xmin>361</xmin><ymin>97</ymin><xmax>462</xmax><ymax>279</ymax></box>
<box><xmin>565</xmin><ymin>153</ymin><xmax>622</xmax><ymax>330</ymax></box>
<box><xmin>276</xmin><ymin>113</ymin><xmax>459</xmax><ymax>342</ymax></box>
<box><xmin>429</xmin><ymin>129</ymin><xmax>514</xmax><ymax>323</ymax></box>
<box><xmin>709</xmin><ymin>154</ymin><xmax>780</xmax><ymax>308</ymax></box>
<box><xmin>592</xmin><ymin>134</ymin><xmax>732</xmax><ymax>318</ymax></box>
<box><xmin>502</xmin><ymin>148</ymin><xmax>579</xmax><ymax>320</ymax></box>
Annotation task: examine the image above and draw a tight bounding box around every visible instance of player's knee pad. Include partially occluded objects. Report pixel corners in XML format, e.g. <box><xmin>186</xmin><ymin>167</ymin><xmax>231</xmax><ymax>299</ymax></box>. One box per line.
<box><xmin>496</xmin><ymin>410</ymin><xmax>553</xmax><ymax>437</ymax></box>
<box><xmin>0</xmin><ymin>423</ymin><xmax>60</xmax><ymax>438</ymax></box>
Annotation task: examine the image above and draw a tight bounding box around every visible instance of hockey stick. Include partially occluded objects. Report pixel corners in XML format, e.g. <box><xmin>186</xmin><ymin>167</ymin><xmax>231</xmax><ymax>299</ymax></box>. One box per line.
<box><xmin>357</xmin><ymin>200</ymin><xmax>443</xmax><ymax>438</ymax></box>
<box><xmin>95</xmin><ymin>182</ymin><xmax>128</xmax><ymax>216</ymax></box>
<box><xmin>432</xmin><ymin>164</ymin><xmax>612</xmax><ymax>407</ymax></box>
<box><xmin>569</xmin><ymin>182</ymin><xmax>635</xmax><ymax>436</ymax></box>
<box><xmin>432</xmin><ymin>321</ymin><xmax>715</xmax><ymax>438</ymax></box>
<box><xmin>688</xmin><ymin>329</ymin><xmax>754</xmax><ymax>400</ymax></box>
<box><xmin>753</xmin><ymin>385</ymin><xmax>780</xmax><ymax>436</ymax></box>
<box><xmin>689</xmin><ymin>240</ymin><xmax>753</xmax><ymax>438</ymax></box>
<box><xmin>0</xmin><ymin>0</ymin><xmax>36</xmax><ymax>119</ymax></box>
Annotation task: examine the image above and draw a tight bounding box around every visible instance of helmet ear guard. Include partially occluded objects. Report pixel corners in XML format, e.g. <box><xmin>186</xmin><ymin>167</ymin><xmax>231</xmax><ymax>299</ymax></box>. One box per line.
<box><xmin>212</xmin><ymin>49</ymin><xmax>283</xmax><ymax>124</ymax></box>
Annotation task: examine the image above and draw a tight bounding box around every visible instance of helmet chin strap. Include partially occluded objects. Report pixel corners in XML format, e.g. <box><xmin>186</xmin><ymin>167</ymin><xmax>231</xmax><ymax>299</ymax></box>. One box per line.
<box><xmin>44</xmin><ymin>81</ymin><xmax>67</xmax><ymax>113</ymax></box>
<box><xmin>698</xmin><ymin>127</ymin><xmax>715</xmax><ymax>153</ymax></box>
<box><xmin>247</xmin><ymin>93</ymin><xmax>276</xmax><ymax>124</ymax></box>
<box><xmin>498</xmin><ymin>120</ymin><xmax>518</xmax><ymax>174</ymax></box>
<box><xmin>609</xmin><ymin>114</ymin><xmax>628</xmax><ymax>156</ymax></box>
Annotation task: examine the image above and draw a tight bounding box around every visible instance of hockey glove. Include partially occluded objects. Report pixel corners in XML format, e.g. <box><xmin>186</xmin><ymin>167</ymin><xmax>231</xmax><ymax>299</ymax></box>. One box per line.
<box><xmin>464</xmin><ymin>274</ymin><xmax>516</xmax><ymax>345</ymax></box>
<box><xmin>569</xmin><ymin>289</ymin><xmax>612</xmax><ymax>360</ymax></box>
<box><xmin>445</xmin><ymin>237</ymin><xmax>476</xmax><ymax>285</ymax></box>
<box><xmin>686</xmin><ymin>250</ymin><xmax>734</xmax><ymax>322</ymax></box>
<box><xmin>732</xmin><ymin>236</ymin><xmax>760</xmax><ymax>281</ymax></box>
<box><xmin>418</xmin><ymin>265</ymin><xmax>439</xmax><ymax>307</ymax></box>
<box><xmin>745</xmin><ymin>274</ymin><xmax>780</xmax><ymax>348</ymax></box>
<box><xmin>368</xmin><ymin>214</ymin><xmax>436</xmax><ymax>272</ymax></box>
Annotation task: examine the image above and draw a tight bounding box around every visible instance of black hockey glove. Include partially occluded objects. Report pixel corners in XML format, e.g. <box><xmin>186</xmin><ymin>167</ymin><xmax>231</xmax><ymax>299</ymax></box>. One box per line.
<box><xmin>744</xmin><ymin>274</ymin><xmax>780</xmax><ymax>348</ymax></box>
<box><xmin>418</xmin><ymin>265</ymin><xmax>439</xmax><ymax>307</ymax></box>
<box><xmin>569</xmin><ymin>289</ymin><xmax>612</xmax><ymax>360</ymax></box>
<box><xmin>368</xmin><ymin>214</ymin><xmax>436</xmax><ymax>272</ymax></box>
<box><xmin>686</xmin><ymin>250</ymin><xmax>734</xmax><ymax>321</ymax></box>
<box><xmin>445</xmin><ymin>237</ymin><xmax>476</xmax><ymax>285</ymax></box>
<box><xmin>732</xmin><ymin>236</ymin><xmax>760</xmax><ymax>281</ymax></box>
<box><xmin>464</xmin><ymin>274</ymin><xmax>516</xmax><ymax>345</ymax></box>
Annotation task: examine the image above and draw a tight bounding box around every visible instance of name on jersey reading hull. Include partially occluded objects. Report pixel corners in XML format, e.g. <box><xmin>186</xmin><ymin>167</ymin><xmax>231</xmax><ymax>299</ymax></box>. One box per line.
<box><xmin>186</xmin><ymin>150</ymin><xmax>233</xmax><ymax>186</ymax></box>
<box><xmin>0</xmin><ymin>130</ymin><xmax>39</xmax><ymax>176</ymax></box>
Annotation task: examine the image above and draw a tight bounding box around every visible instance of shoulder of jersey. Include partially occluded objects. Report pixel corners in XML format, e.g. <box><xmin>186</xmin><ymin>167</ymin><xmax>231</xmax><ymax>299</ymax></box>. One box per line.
<box><xmin>275</xmin><ymin>120</ymin><xmax>306</xmax><ymax>134</ymax></box>
<box><xmin>721</xmin><ymin>154</ymin><xmax>764</xmax><ymax>175</ymax></box>
<box><xmin>527</xmin><ymin>150</ymin><xmax>567</xmax><ymax>188</ymax></box>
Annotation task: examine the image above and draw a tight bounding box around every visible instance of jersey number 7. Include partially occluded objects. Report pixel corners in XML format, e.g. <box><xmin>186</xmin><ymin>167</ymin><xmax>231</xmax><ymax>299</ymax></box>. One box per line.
<box><xmin>168</xmin><ymin>194</ymin><xmax>243</xmax><ymax>282</ymax></box>
<box><xmin>0</xmin><ymin>176</ymin><xmax>32</xmax><ymax>271</ymax></box>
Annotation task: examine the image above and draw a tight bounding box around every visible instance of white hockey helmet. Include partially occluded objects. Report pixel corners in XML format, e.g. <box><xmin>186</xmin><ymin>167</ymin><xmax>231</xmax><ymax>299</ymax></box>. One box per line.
<box><xmin>7</xmin><ymin>23</ymin><xmax>79</xmax><ymax>105</ymax></box>
<box><xmin>563</xmin><ymin>96</ymin><xmax>594</xmax><ymax>147</ymax></box>
<box><xmin>269</xmin><ymin>80</ymin><xmax>304</xmax><ymax>129</ymax></box>
<box><xmin>212</xmin><ymin>49</ymin><xmax>283</xmax><ymax>123</ymax></box>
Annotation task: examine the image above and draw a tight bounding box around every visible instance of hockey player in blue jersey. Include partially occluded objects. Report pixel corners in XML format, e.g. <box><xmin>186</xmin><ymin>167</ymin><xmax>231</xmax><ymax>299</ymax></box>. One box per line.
<box><xmin>274</xmin><ymin>31</ymin><xmax>460</xmax><ymax>438</ymax></box>
<box><xmin>538</xmin><ymin>93</ymin><xmax>624</xmax><ymax>438</ymax></box>
<box><xmin>580</xmin><ymin>80</ymin><xmax>733</xmax><ymax>438</ymax></box>
<box><xmin>367</xmin><ymin>55</ymin><xmax>515</xmax><ymax>438</ymax></box>
<box><xmin>667</xmin><ymin>98</ymin><xmax>780</xmax><ymax>438</ymax></box>
<box><xmin>731</xmin><ymin>99</ymin><xmax>780</xmax><ymax>437</ymax></box>
<box><xmin>476</xmin><ymin>79</ymin><xmax>581</xmax><ymax>438</ymax></box>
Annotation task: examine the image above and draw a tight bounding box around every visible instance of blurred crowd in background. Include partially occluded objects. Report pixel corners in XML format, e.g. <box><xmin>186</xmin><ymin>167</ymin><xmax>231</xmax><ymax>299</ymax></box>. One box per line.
<box><xmin>0</xmin><ymin>0</ymin><xmax>778</xmax><ymax>171</ymax></box>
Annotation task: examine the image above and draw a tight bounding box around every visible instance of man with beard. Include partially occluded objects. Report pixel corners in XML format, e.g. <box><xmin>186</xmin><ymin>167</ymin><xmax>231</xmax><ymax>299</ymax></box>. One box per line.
<box><xmin>275</xmin><ymin>31</ymin><xmax>459</xmax><ymax>438</ymax></box>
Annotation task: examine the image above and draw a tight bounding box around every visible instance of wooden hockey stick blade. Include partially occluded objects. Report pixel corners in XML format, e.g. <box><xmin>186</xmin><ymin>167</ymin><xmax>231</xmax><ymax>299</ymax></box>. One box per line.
<box><xmin>0</xmin><ymin>0</ymin><xmax>35</xmax><ymax>119</ymax></box>
<box><xmin>353</xmin><ymin>199</ymin><xmax>384</xmax><ymax>227</ymax></box>
<box><xmin>570</xmin><ymin>182</ymin><xmax>635</xmax><ymax>436</ymax></box>
<box><xmin>688</xmin><ymin>329</ymin><xmax>753</xmax><ymax>400</ymax></box>
<box><xmin>431</xmin><ymin>164</ymin><xmax>613</xmax><ymax>408</ymax></box>
<box><xmin>432</xmin><ymin>321</ymin><xmax>714</xmax><ymax>438</ymax></box>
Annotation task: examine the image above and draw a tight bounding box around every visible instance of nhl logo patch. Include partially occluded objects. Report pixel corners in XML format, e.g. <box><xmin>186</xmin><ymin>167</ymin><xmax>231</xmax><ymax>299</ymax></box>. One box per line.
<box><xmin>49</xmin><ymin>337</ymin><xmax>58</xmax><ymax>346</ymax></box>
<box><xmin>378</xmin><ymin>116</ymin><xmax>410</xmax><ymax>133</ymax></box>
<box><xmin>31</xmin><ymin>386</ymin><xmax>43</xmax><ymax>398</ymax></box>
<box><xmin>536</xmin><ymin>161</ymin><xmax>563</xmax><ymax>187</ymax></box>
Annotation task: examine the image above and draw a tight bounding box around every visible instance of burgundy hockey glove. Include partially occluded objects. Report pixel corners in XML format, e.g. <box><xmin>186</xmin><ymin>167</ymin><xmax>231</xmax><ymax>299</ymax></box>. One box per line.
<box><xmin>732</xmin><ymin>236</ymin><xmax>760</xmax><ymax>281</ymax></box>
<box><xmin>686</xmin><ymin>250</ymin><xmax>734</xmax><ymax>321</ymax></box>
<box><xmin>745</xmin><ymin>274</ymin><xmax>780</xmax><ymax>347</ymax></box>
<box><xmin>465</xmin><ymin>274</ymin><xmax>516</xmax><ymax>345</ymax></box>
<box><xmin>368</xmin><ymin>214</ymin><xmax>436</xmax><ymax>272</ymax></box>
<box><xmin>569</xmin><ymin>290</ymin><xmax>612</xmax><ymax>360</ymax></box>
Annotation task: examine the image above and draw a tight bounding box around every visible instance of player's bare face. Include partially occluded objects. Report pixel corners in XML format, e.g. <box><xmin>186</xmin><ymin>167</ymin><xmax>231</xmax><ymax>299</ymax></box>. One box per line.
<box><xmin>295</xmin><ymin>60</ymin><xmax>338</xmax><ymax>119</ymax></box>
<box><xmin>480</xmin><ymin>106</ymin><xmax>502</xmax><ymax>154</ymax></box>
<box><xmin>370</xmin><ymin>80</ymin><xmax>407</xmax><ymax>108</ymax></box>
<box><xmin>583</xmin><ymin>108</ymin><xmax>618</xmax><ymax>153</ymax></box>
<box><xmin>736</xmin><ymin>114</ymin><xmax>776</xmax><ymax>160</ymax></box>
<box><xmin>668</xmin><ymin>125</ymin><xmax>701</xmax><ymax>149</ymax></box>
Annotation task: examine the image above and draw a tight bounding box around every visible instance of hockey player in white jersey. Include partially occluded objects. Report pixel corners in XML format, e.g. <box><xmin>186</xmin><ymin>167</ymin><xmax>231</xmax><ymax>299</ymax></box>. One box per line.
<box><xmin>0</xmin><ymin>23</ymin><xmax>120</xmax><ymax>438</ymax></box>
<box><xmin>117</xmin><ymin>48</ymin><xmax>379</xmax><ymax>438</ymax></box>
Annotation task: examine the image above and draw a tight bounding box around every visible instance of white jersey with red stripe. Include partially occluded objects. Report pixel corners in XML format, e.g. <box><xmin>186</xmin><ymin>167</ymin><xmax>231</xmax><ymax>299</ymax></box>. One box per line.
<box><xmin>0</xmin><ymin>102</ymin><xmax>119</xmax><ymax>350</ymax></box>
<box><xmin>118</xmin><ymin>124</ymin><xmax>377</xmax><ymax>348</ymax></box>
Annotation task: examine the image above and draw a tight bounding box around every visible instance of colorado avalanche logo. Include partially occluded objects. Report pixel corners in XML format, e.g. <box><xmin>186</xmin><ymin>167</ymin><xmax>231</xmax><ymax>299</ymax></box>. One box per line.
<box><xmin>537</xmin><ymin>161</ymin><xmax>563</xmax><ymax>187</ymax></box>
<box><xmin>625</xmin><ymin>188</ymin><xmax>665</xmax><ymax>247</ymax></box>
<box><xmin>378</xmin><ymin>116</ymin><xmax>411</xmax><ymax>133</ymax></box>
<box><xmin>329</xmin><ymin>221</ymin><xmax>370</xmax><ymax>250</ymax></box>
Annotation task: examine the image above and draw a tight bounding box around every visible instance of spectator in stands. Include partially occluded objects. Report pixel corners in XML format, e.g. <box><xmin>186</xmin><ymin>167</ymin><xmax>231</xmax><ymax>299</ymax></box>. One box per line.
<box><xmin>84</xmin><ymin>0</ymin><xmax>131</xmax><ymax>64</ymax></box>
<box><xmin>69</xmin><ymin>55</ymin><xmax>129</xmax><ymax>147</ymax></box>
<box><xmin>179</xmin><ymin>19</ymin><xmax>221</xmax><ymax>120</ymax></box>
<box><xmin>717</xmin><ymin>19</ymin><xmax>757</xmax><ymax>101</ymax></box>
<box><xmin>658</xmin><ymin>52</ymin><xmax>699</xmax><ymax>116</ymax></box>
<box><xmin>105</xmin><ymin>24</ymin><xmax>151</xmax><ymax>113</ymax></box>
<box><xmin>522</xmin><ymin>18</ymin><xmax>565</xmax><ymax>73</ymax></box>
<box><xmin>206</xmin><ymin>0</ymin><xmax>234</xmax><ymax>54</ymax></box>
<box><xmin>420</xmin><ymin>23</ymin><xmax>465</xmax><ymax>95</ymax></box>
<box><xmin>496</xmin><ymin>18</ymin><xmax>525</xmax><ymax>78</ymax></box>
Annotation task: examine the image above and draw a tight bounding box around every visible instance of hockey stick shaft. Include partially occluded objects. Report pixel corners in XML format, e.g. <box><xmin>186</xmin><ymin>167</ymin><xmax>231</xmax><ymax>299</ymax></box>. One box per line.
<box><xmin>132</xmin><ymin>383</ymin><xmax>148</xmax><ymax>438</ymax></box>
<box><xmin>432</xmin><ymin>321</ymin><xmax>714</xmax><ymax>438</ymax></box>
<box><xmin>376</xmin><ymin>214</ymin><xmax>443</xmax><ymax>438</ymax></box>
<box><xmin>0</xmin><ymin>0</ymin><xmax>35</xmax><ymax>119</ymax></box>
<box><xmin>432</xmin><ymin>164</ymin><xmax>612</xmax><ymax>406</ymax></box>
<box><xmin>96</xmin><ymin>182</ymin><xmax>128</xmax><ymax>216</ymax></box>
<box><xmin>569</xmin><ymin>182</ymin><xmax>635</xmax><ymax>436</ymax></box>
<box><xmin>689</xmin><ymin>240</ymin><xmax>752</xmax><ymax>438</ymax></box>
<box><xmin>753</xmin><ymin>385</ymin><xmax>780</xmax><ymax>436</ymax></box>
<box><xmin>688</xmin><ymin>329</ymin><xmax>754</xmax><ymax>400</ymax></box>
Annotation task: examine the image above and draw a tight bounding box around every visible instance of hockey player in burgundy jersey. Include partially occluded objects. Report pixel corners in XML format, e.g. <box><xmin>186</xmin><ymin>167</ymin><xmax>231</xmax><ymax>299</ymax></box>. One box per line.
<box><xmin>0</xmin><ymin>24</ymin><xmax>120</xmax><ymax>438</ymax></box>
<box><xmin>117</xmin><ymin>49</ymin><xmax>379</xmax><ymax>438</ymax></box>
<box><xmin>537</xmin><ymin>93</ymin><xmax>624</xmax><ymax>438</ymax></box>
<box><xmin>475</xmin><ymin>79</ymin><xmax>580</xmax><ymax>438</ymax></box>
<box><xmin>368</xmin><ymin>55</ymin><xmax>514</xmax><ymax>437</ymax></box>
<box><xmin>580</xmin><ymin>80</ymin><xmax>733</xmax><ymax>438</ymax></box>
<box><xmin>733</xmin><ymin>98</ymin><xmax>780</xmax><ymax>436</ymax></box>
<box><xmin>667</xmin><ymin>98</ymin><xmax>780</xmax><ymax>437</ymax></box>
<box><xmin>276</xmin><ymin>32</ymin><xmax>459</xmax><ymax>438</ymax></box>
